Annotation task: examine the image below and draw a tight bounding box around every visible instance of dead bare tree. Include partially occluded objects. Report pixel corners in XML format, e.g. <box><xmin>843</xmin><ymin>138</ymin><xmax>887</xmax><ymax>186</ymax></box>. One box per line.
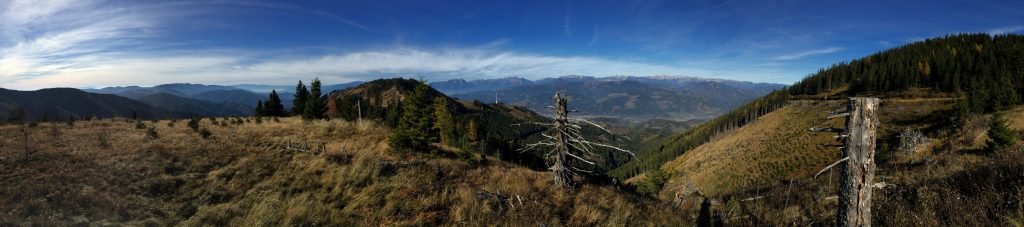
<box><xmin>810</xmin><ymin>97</ymin><xmax>880</xmax><ymax>227</ymax></box>
<box><xmin>519</xmin><ymin>92</ymin><xmax>635</xmax><ymax>189</ymax></box>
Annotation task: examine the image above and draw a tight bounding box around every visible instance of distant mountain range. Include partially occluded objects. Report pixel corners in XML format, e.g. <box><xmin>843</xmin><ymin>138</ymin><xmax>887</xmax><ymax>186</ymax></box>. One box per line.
<box><xmin>0</xmin><ymin>76</ymin><xmax>782</xmax><ymax>122</ymax></box>
<box><xmin>76</xmin><ymin>82</ymin><xmax>364</xmax><ymax>117</ymax></box>
<box><xmin>428</xmin><ymin>77</ymin><xmax>535</xmax><ymax>95</ymax></box>
<box><xmin>229</xmin><ymin>81</ymin><xmax>363</xmax><ymax>94</ymax></box>
<box><xmin>436</xmin><ymin>76</ymin><xmax>785</xmax><ymax>121</ymax></box>
<box><xmin>84</xmin><ymin>83</ymin><xmax>264</xmax><ymax>116</ymax></box>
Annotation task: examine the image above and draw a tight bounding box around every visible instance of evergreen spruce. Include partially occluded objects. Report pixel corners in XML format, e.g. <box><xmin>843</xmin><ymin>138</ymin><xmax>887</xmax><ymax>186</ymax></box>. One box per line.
<box><xmin>389</xmin><ymin>81</ymin><xmax>434</xmax><ymax>153</ymax></box>
<box><xmin>292</xmin><ymin>80</ymin><xmax>309</xmax><ymax>116</ymax></box>
<box><xmin>266</xmin><ymin>89</ymin><xmax>285</xmax><ymax>116</ymax></box>
<box><xmin>303</xmin><ymin>78</ymin><xmax>327</xmax><ymax>120</ymax></box>
<box><xmin>986</xmin><ymin>113</ymin><xmax>1017</xmax><ymax>152</ymax></box>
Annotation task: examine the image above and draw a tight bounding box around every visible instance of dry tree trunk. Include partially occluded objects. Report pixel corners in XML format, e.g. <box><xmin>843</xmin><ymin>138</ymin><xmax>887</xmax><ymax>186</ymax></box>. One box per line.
<box><xmin>520</xmin><ymin>92</ymin><xmax>634</xmax><ymax>189</ymax></box>
<box><xmin>552</xmin><ymin>92</ymin><xmax>573</xmax><ymax>188</ymax></box>
<box><xmin>837</xmin><ymin>97</ymin><xmax>880</xmax><ymax>227</ymax></box>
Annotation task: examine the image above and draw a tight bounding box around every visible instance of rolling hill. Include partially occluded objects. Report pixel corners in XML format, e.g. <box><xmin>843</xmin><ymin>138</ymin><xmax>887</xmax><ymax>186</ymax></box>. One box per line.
<box><xmin>135</xmin><ymin>93</ymin><xmax>252</xmax><ymax>117</ymax></box>
<box><xmin>325</xmin><ymin>78</ymin><xmax>640</xmax><ymax>172</ymax></box>
<box><xmin>0</xmin><ymin>88</ymin><xmax>180</xmax><ymax>121</ymax></box>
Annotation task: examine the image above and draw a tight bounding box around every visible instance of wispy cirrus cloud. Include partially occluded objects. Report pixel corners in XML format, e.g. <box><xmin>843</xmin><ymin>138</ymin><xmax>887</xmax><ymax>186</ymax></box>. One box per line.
<box><xmin>774</xmin><ymin>47</ymin><xmax>843</xmax><ymax>61</ymax></box>
<box><xmin>4</xmin><ymin>47</ymin><xmax>703</xmax><ymax>89</ymax></box>
<box><xmin>0</xmin><ymin>0</ymin><xmax>719</xmax><ymax>90</ymax></box>
<box><xmin>0</xmin><ymin>0</ymin><xmax>157</xmax><ymax>85</ymax></box>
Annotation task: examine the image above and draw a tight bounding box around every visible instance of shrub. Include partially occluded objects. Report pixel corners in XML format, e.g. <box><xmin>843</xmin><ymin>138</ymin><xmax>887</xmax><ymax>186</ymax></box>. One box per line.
<box><xmin>27</xmin><ymin>121</ymin><xmax>38</xmax><ymax>128</ymax></box>
<box><xmin>167</xmin><ymin>121</ymin><xmax>176</xmax><ymax>127</ymax></box>
<box><xmin>199</xmin><ymin>128</ymin><xmax>212</xmax><ymax>139</ymax></box>
<box><xmin>188</xmin><ymin>118</ymin><xmax>200</xmax><ymax>132</ymax></box>
<box><xmin>147</xmin><ymin>127</ymin><xmax>159</xmax><ymax>139</ymax></box>
<box><xmin>636</xmin><ymin>169</ymin><xmax>669</xmax><ymax>196</ymax></box>
<box><xmin>98</xmin><ymin>132</ymin><xmax>110</xmax><ymax>148</ymax></box>
<box><xmin>135</xmin><ymin>121</ymin><xmax>146</xmax><ymax>129</ymax></box>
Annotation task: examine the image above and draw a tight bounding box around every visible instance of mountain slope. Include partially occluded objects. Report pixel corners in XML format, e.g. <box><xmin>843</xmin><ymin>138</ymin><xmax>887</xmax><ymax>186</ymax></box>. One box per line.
<box><xmin>610</xmin><ymin>33</ymin><xmax>1024</xmax><ymax>225</ymax></box>
<box><xmin>190</xmin><ymin>90</ymin><xmax>265</xmax><ymax>107</ymax></box>
<box><xmin>135</xmin><ymin>93</ymin><xmax>252</xmax><ymax>117</ymax></box>
<box><xmin>0</xmin><ymin>88</ymin><xmax>179</xmax><ymax>121</ymax></box>
<box><xmin>325</xmin><ymin>78</ymin><xmax>640</xmax><ymax>172</ymax></box>
<box><xmin>325</xmin><ymin>78</ymin><xmax>555</xmax><ymax>168</ymax></box>
<box><xmin>0</xmin><ymin>117</ymin><xmax>689</xmax><ymax>225</ymax></box>
<box><xmin>614</xmin><ymin>33</ymin><xmax>1024</xmax><ymax>181</ymax></box>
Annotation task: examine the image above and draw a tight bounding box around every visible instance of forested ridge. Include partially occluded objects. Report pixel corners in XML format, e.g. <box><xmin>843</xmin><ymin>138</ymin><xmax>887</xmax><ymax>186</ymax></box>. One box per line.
<box><xmin>612</xmin><ymin>33</ymin><xmax>1024</xmax><ymax>180</ymax></box>
<box><xmin>791</xmin><ymin>33</ymin><xmax>1023</xmax><ymax>112</ymax></box>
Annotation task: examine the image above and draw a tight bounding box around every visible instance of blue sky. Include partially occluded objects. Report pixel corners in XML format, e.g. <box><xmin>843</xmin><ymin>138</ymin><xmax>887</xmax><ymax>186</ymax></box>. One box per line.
<box><xmin>1</xmin><ymin>0</ymin><xmax>1022</xmax><ymax>89</ymax></box>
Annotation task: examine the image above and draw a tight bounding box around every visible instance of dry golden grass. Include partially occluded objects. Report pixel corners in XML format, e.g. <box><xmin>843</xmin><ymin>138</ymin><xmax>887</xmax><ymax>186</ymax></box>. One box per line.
<box><xmin>656</xmin><ymin>98</ymin><xmax>961</xmax><ymax>197</ymax></box>
<box><xmin>658</xmin><ymin>101</ymin><xmax>843</xmax><ymax>197</ymax></box>
<box><xmin>1006</xmin><ymin>105</ymin><xmax>1024</xmax><ymax>131</ymax></box>
<box><xmin>0</xmin><ymin>117</ymin><xmax>685</xmax><ymax>226</ymax></box>
<box><xmin>643</xmin><ymin>97</ymin><xmax>1024</xmax><ymax>225</ymax></box>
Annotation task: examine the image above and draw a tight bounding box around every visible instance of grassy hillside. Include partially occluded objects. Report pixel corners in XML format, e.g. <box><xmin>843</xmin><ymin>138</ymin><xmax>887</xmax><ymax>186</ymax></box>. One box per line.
<box><xmin>654</xmin><ymin>98</ymin><xmax>956</xmax><ymax>196</ymax></box>
<box><xmin>0</xmin><ymin>117</ymin><xmax>687</xmax><ymax>226</ymax></box>
<box><xmin>626</xmin><ymin>94</ymin><xmax>1024</xmax><ymax>225</ymax></box>
<box><xmin>617</xmin><ymin>34</ymin><xmax>1024</xmax><ymax>182</ymax></box>
<box><xmin>657</xmin><ymin>101</ymin><xmax>841</xmax><ymax>197</ymax></box>
<box><xmin>609</xmin><ymin>90</ymin><xmax>789</xmax><ymax>179</ymax></box>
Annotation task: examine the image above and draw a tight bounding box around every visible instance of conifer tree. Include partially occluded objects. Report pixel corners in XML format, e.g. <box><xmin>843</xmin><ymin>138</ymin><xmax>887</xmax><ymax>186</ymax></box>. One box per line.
<box><xmin>986</xmin><ymin>113</ymin><xmax>1016</xmax><ymax>152</ymax></box>
<box><xmin>266</xmin><ymin>89</ymin><xmax>285</xmax><ymax>116</ymax></box>
<box><xmin>255</xmin><ymin>100</ymin><xmax>265</xmax><ymax>116</ymax></box>
<box><xmin>303</xmin><ymin>78</ymin><xmax>327</xmax><ymax>120</ymax></box>
<box><xmin>389</xmin><ymin>81</ymin><xmax>434</xmax><ymax>152</ymax></box>
<box><xmin>292</xmin><ymin>80</ymin><xmax>309</xmax><ymax>116</ymax></box>
<box><xmin>432</xmin><ymin>97</ymin><xmax>455</xmax><ymax>146</ymax></box>
<box><xmin>466</xmin><ymin>119</ymin><xmax>479</xmax><ymax>152</ymax></box>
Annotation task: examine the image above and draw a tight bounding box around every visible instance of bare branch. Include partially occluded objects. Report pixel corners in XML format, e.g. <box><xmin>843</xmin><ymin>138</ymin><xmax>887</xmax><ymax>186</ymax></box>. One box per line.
<box><xmin>809</xmin><ymin>127</ymin><xmax>844</xmax><ymax>133</ymax></box>
<box><xmin>827</xmin><ymin>112</ymin><xmax>850</xmax><ymax>119</ymax></box>
<box><xmin>814</xmin><ymin>157</ymin><xmax>849</xmax><ymax>178</ymax></box>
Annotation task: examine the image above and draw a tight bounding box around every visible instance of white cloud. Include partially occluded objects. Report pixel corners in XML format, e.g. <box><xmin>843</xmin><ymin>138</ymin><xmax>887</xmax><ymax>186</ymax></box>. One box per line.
<box><xmin>0</xmin><ymin>0</ymin><xmax>775</xmax><ymax>90</ymax></box>
<box><xmin>3</xmin><ymin>47</ymin><xmax>703</xmax><ymax>89</ymax></box>
<box><xmin>774</xmin><ymin>47</ymin><xmax>843</xmax><ymax>60</ymax></box>
<box><xmin>988</xmin><ymin>25</ymin><xmax>1024</xmax><ymax>35</ymax></box>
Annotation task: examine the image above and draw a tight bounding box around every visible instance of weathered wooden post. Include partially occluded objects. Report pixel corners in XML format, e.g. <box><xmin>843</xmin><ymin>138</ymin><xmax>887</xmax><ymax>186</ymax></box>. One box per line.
<box><xmin>837</xmin><ymin>97</ymin><xmax>880</xmax><ymax>227</ymax></box>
